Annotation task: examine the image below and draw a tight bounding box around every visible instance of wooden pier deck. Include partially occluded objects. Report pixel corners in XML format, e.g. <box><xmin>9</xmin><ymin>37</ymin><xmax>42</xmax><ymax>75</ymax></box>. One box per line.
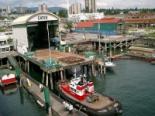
<box><xmin>21</xmin><ymin>73</ymin><xmax>87</xmax><ymax>116</ymax></box>
<box><xmin>61</xmin><ymin>32</ymin><xmax>138</xmax><ymax>45</ymax></box>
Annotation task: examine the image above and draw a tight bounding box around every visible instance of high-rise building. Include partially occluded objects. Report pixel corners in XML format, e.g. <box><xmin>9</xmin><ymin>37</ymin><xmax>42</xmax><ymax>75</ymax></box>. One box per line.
<box><xmin>38</xmin><ymin>3</ymin><xmax>48</xmax><ymax>12</ymax></box>
<box><xmin>69</xmin><ymin>3</ymin><xmax>81</xmax><ymax>14</ymax></box>
<box><xmin>85</xmin><ymin>0</ymin><xmax>96</xmax><ymax>13</ymax></box>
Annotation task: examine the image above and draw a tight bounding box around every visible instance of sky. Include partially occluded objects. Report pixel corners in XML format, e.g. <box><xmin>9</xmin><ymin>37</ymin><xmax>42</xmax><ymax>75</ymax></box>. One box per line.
<box><xmin>0</xmin><ymin>0</ymin><xmax>155</xmax><ymax>9</ymax></box>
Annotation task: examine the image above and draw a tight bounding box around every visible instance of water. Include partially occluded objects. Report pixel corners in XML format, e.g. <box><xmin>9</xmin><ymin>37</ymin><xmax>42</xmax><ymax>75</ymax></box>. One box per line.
<box><xmin>0</xmin><ymin>87</ymin><xmax>46</xmax><ymax>116</ymax></box>
<box><xmin>94</xmin><ymin>60</ymin><xmax>155</xmax><ymax>116</ymax></box>
<box><xmin>0</xmin><ymin>59</ymin><xmax>155</xmax><ymax>116</ymax></box>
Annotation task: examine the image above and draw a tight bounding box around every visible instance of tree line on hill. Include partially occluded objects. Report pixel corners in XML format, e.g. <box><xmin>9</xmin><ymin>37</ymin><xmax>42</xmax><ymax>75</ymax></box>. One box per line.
<box><xmin>98</xmin><ymin>8</ymin><xmax>155</xmax><ymax>15</ymax></box>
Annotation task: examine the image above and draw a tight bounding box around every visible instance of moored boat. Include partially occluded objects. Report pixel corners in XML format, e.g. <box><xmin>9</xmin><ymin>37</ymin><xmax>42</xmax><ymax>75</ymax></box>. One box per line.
<box><xmin>0</xmin><ymin>69</ymin><xmax>17</xmax><ymax>87</ymax></box>
<box><xmin>105</xmin><ymin>61</ymin><xmax>116</xmax><ymax>68</ymax></box>
<box><xmin>0</xmin><ymin>73</ymin><xmax>17</xmax><ymax>87</ymax></box>
<box><xmin>104</xmin><ymin>57</ymin><xmax>116</xmax><ymax>68</ymax></box>
<box><xmin>58</xmin><ymin>75</ymin><xmax>122</xmax><ymax>116</ymax></box>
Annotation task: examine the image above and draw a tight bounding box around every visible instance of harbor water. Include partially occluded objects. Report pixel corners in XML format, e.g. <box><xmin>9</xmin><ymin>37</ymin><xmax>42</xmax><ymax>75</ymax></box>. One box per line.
<box><xmin>94</xmin><ymin>59</ymin><xmax>155</xmax><ymax>116</ymax></box>
<box><xmin>0</xmin><ymin>59</ymin><xmax>155</xmax><ymax>116</ymax></box>
<box><xmin>0</xmin><ymin>87</ymin><xmax>46</xmax><ymax>116</ymax></box>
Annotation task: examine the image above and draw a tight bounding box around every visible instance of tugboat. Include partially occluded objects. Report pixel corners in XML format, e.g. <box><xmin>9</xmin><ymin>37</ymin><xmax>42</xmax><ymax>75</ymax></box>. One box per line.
<box><xmin>58</xmin><ymin>74</ymin><xmax>122</xmax><ymax>116</ymax></box>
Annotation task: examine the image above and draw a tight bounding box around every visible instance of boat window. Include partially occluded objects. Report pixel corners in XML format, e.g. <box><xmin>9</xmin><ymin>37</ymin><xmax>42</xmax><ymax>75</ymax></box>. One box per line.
<box><xmin>71</xmin><ymin>88</ymin><xmax>76</xmax><ymax>93</ymax></box>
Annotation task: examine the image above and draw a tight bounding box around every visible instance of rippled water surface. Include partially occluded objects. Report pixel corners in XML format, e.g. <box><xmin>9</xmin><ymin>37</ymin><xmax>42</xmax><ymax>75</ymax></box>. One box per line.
<box><xmin>94</xmin><ymin>60</ymin><xmax>155</xmax><ymax>116</ymax></box>
<box><xmin>0</xmin><ymin>59</ymin><xmax>155</xmax><ymax>116</ymax></box>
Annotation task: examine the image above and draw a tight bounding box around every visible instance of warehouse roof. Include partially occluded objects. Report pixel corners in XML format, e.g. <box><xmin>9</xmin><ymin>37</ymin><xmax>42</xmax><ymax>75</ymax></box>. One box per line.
<box><xmin>75</xmin><ymin>18</ymin><xmax>122</xmax><ymax>28</ymax></box>
<box><xmin>12</xmin><ymin>12</ymin><xmax>59</xmax><ymax>25</ymax></box>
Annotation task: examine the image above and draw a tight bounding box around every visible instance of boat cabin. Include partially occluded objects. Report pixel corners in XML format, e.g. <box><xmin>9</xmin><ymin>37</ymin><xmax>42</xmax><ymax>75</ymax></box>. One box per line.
<box><xmin>69</xmin><ymin>75</ymin><xmax>94</xmax><ymax>97</ymax></box>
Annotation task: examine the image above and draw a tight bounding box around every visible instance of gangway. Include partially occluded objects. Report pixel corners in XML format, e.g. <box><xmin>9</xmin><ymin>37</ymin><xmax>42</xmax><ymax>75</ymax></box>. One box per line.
<box><xmin>7</xmin><ymin>56</ymin><xmax>21</xmax><ymax>78</ymax></box>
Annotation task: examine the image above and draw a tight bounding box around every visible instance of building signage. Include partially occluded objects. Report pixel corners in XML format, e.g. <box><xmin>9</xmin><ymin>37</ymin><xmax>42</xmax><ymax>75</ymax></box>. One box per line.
<box><xmin>38</xmin><ymin>15</ymin><xmax>48</xmax><ymax>21</ymax></box>
<box><xmin>28</xmin><ymin>14</ymin><xmax>57</xmax><ymax>23</ymax></box>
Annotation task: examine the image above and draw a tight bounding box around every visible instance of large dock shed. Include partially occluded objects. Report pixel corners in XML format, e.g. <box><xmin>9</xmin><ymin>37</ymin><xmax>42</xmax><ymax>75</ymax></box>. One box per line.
<box><xmin>12</xmin><ymin>11</ymin><xmax>59</xmax><ymax>54</ymax></box>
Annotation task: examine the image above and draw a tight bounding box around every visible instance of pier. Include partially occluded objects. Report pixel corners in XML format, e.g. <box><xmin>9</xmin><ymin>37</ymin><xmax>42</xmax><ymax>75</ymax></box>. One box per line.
<box><xmin>61</xmin><ymin>33</ymin><xmax>139</xmax><ymax>54</ymax></box>
<box><xmin>21</xmin><ymin>73</ymin><xmax>87</xmax><ymax>116</ymax></box>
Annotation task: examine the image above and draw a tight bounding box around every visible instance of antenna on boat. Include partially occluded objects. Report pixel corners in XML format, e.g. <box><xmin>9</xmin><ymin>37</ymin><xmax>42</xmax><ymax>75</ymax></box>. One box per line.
<box><xmin>74</xmin><ymin>67</ymin><xmax>77</xmax><ymax>78</ymax></box>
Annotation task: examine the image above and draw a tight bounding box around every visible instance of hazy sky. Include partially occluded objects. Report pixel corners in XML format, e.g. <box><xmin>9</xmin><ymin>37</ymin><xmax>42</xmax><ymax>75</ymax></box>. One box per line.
<box><xmin>0</xmin><ymin>0</ymin><xmax>155</xmax><ymax>9</ymax></box>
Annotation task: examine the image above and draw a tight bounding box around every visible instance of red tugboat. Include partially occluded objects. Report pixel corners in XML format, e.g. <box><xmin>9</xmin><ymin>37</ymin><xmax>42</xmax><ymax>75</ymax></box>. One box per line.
<box><xmin>59</xmin><ymin>74</ymin><xmax>122</xmax><ymax>116</ymax></box>
<box><xmin>0</xmin><ymin>73</ymin><xmax>17</xmax><ymax>87</ymax></box>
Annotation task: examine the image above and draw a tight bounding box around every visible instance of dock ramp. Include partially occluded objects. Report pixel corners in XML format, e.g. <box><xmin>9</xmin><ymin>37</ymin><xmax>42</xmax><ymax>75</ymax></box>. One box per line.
<box><xmin>7</xmin><ymin>56</ymin><xmax>21</xmax><ymax>77</ymax></box>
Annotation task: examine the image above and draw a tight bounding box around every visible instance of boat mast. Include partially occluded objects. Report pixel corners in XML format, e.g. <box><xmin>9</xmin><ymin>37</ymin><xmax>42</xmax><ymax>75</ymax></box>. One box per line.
<box><xmin>74</xmin><ymin>67</ymin><xmax>77</xmax><ymax>78</ymax></box>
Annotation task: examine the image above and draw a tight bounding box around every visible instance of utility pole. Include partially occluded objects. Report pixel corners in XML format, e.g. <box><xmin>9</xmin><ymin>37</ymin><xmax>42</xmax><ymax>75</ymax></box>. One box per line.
<box><xmin>47</xmin><ymin>22</ymin><xmax>52</xmax><ymax>64</ymax></box>
<box><xmin>98</xmin><ymin>19</ymin><xmax>101</xmax><ymax>54</ymax></box>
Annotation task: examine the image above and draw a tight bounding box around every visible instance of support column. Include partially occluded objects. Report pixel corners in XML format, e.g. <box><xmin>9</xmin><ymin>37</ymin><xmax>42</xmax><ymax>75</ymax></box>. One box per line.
<box><xmin>103</xmin><ymin>66</ymin><xmax>106</xmax><ymax>75</ymax></box>
<box><xmin>92</xmin><ymin>63</ymin><xmax>95</xmax><ymax>77</ymax></box>
<box><xmin>126</xmin><ymin>39</ymin><xmax>128</xmax><ymax>51</ymax></box>
<box><xmin>100</xmin><ymin>65</ymin><xmax>103</xmax><ymax>74</ymax></box>
<box><xmin>46</xmin><ymin>73</ymin><xmax>49</xmax><ymax>86</ymax></box>
<box><xmin>27</xmin><ymin>61</ymin><xmax>30</xmax><ymax>73</ymax></box>
<box><xmin>114</xmin><ymin>43</ymin><xmax>116</xmax><ymax>55</ymax></box>
<box><xmin>95</xmin><ymin>42</ymin><xmax>98</xmax><ymax>51</ymax></box>
<box><xmin>63</xmin><ymin>70</ymin><xmax>66</xmax><ymax>80</ymax></box>
<box><xmin>93</xmin><ymin>42</ymin><xmax>95</xmax><ymax>50</ymax></box>
<box><xmin>87</xmin><ymin>65</ymin><xmax>90</xmax><ymax>77</ymax></box>
<box><xmin>60</xmin><ymin>70</ymin><xmax>64</xmax><ymax>81</ymax></box>
<box><xmin>50</xmin><ymin>73</ymin><xmax>53</xmax><ymax>90</ymax></box>
<box><xmin>24</xmin><ymin>61</ymin><xmax>27</xmax><ymax>72</ymax></box>
<box><xmin>104</xmin><ymin>43</ymin><xmax>107</xmax><ymax>56</ymax></box>
<box><xmin>120</xmin><ymin>42</ymin><xmax>123</xmax><ymax>53</ymax></box>
<box><xmin>84</xmin><ymin>65</ymin><xmax>89</xmax><ymax>77</ymax></box>
<box><xmin>42</xmin><ymin>72</ymin><xmax>45</xmax><ymax>84</ymax></box>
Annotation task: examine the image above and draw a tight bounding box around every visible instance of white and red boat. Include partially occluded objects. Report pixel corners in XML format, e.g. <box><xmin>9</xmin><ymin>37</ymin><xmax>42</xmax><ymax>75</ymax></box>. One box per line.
<box><xmin>59</xmin><ymin>75</ymin><xmax>122</xmax><ymax>116</ymax></box>
<box><xmin>0</xmin><ymin>73</ymin><xmax>17</xmax><ymax>87</ymax></box>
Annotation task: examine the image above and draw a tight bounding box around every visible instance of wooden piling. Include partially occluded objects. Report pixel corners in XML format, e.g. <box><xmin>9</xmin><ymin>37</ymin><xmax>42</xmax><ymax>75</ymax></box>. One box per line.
<box><xmin>42</xmin><ymin>72</ymin><xmax>45</xmax><ymax>84</ymax></box>
<box><xmin>103</xmin><ymin>66</ymin><xmax>106</xmax><ymax>75</ymax></box>
<box><xmin>92</xmin><ymin>63</ymin><xmax>96</xmax><ymax>77</ymax></box>
<box><xmin>60</xmin><ymin>70</ymin><xmax>64</xmax><ymax>81</ymax></box>
<box><xmin>46</xmin><ymin>73</ymin><xmax>49</xmax><ymax>86</ymax></box>
<box><xmin>101</xmin><ymin>65</ymin><xmax>103</xmax><ymax>74</ymax></box>
<box><xmin>50</xmin><ymin>74</ymin><xmax>53</xmax><ymax>90</ymax></box>
<box><xmin>27</xmin><ymin>61</ymin><xmax>30</xmax><ymax>73</ymax></box>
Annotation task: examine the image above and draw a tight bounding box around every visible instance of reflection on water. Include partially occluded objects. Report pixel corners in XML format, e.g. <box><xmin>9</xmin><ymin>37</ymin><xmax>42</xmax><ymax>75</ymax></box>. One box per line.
<box><xmin>0</xmin><ymin>84</ymin><xmax>17</xmax><ymax>95</ymax></box>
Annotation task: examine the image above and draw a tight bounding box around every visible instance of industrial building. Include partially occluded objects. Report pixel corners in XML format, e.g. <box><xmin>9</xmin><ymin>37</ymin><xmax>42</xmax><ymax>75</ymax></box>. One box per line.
<box><xmin>75</xmin><ymin>18</ymin><xmax>125</xmax><ymax>35</ymax></box>
<box><xmin>125</xmin><ymin>13</ymin><xmax>155</xmax><ymax>29</ymax></box>
<box><xmin>12</xmin><ymin>5</ymin><xmax>59</xmax><ymax>54</ymax></box>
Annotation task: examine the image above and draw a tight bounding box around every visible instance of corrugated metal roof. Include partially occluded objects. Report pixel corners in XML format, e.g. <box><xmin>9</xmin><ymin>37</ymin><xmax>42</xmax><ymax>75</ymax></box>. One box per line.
<box><xmin>124</xmin><ymin>18</ymin><xmax>155</xmax><ymax>23</ymax></box>
<box><xmin>95</xmin><ymin>18</ymin><xmax>121</xmax><ymax>24</ymax></box>
<box><xmin>75</xmin><ymin>18</ymin><xmax>122</xmax><ymax>28</ymax></box>
<box><xmin>75</xmin><ymin>21</ymin><xmax>94</xmax><ymax>28</ymax></box>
